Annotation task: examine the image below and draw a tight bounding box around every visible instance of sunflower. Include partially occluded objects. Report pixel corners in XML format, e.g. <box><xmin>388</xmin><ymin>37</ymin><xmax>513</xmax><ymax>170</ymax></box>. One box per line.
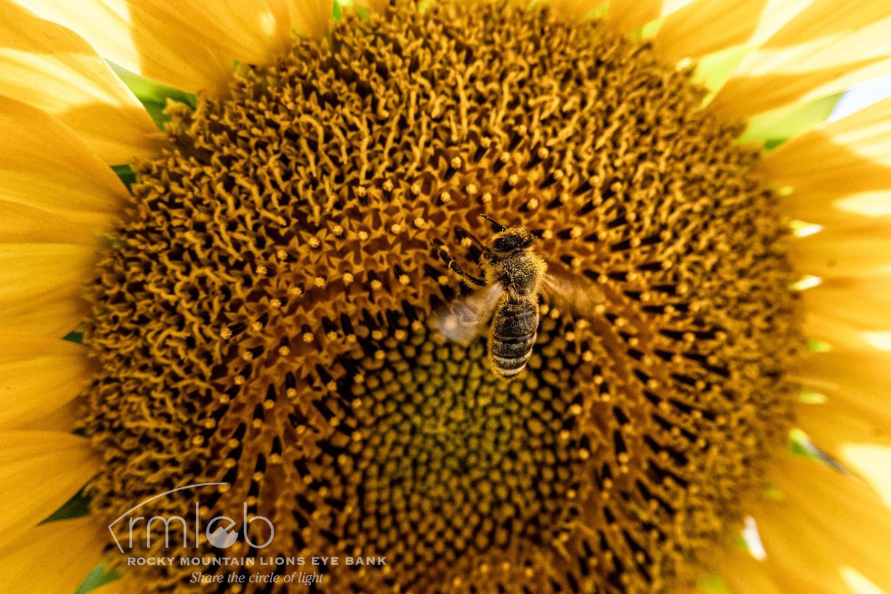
<box><xmin>1</xmin><ymin>0</ymin><xmax>890</xmax><ymax>592</ymax></box>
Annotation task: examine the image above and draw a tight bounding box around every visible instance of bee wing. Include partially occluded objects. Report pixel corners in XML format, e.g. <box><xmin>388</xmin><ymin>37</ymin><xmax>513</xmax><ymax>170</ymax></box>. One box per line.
<box><xmin>542</xmin><ymin>268</ymin><xmax>606</xmax><ymax>320</ymax></box>
<box><xmin>435</xmin><ymin>283</ymin><xmax>504</xmax><ymax>345</ymax></box>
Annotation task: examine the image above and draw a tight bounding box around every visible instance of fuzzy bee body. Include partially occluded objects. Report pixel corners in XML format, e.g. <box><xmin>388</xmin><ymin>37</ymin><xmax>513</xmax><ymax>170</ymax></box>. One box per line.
<box><xmin>489</xmin><ymin>297</ymin><xmax>540</xmax><ymax>376</ymax></box>
<box><xmin>436</xmin><ymin>220</ymin><xmax>605</xmax><ymax>378</ymax></box>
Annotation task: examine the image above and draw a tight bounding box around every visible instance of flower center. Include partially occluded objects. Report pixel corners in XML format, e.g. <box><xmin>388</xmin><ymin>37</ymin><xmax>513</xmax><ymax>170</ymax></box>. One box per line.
<box><xmin>83</xmin><ymin>1</ymin><xmax>800</xmax><ymax>592</ymax></box>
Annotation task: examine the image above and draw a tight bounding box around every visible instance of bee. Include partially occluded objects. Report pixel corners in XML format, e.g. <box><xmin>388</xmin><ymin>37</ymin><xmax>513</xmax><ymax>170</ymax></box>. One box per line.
<box><xmin>435</xmin><ymin>216</ymin><xmax>606</xmax><ymax>378</ymax></box>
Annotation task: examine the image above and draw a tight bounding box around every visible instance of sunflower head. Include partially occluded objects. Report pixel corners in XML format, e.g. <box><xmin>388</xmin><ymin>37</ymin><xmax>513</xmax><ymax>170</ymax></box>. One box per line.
<box><xmin>4</xmin><ymin>0</ymin><xmax>891</xmax><ymax>593</ymax></box>
<box><xmin>72</xmin><ymin>1</ymin><xmax>803</xmax><ymax>592</ymax></box>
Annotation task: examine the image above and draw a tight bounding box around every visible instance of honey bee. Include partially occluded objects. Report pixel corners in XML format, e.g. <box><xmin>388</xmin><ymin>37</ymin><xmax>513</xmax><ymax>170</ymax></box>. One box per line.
<box><xmin>435</xmin><ymin>216</ymin><xmax>606</xmax><ymax>378</ymax></box>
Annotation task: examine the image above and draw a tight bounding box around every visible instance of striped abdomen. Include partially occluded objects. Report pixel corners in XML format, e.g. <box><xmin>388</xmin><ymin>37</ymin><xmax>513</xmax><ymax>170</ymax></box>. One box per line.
<box><xmin>489</xmin><ymin>297</ymin><xmax>539</xmax><ymax>377</ymax></box>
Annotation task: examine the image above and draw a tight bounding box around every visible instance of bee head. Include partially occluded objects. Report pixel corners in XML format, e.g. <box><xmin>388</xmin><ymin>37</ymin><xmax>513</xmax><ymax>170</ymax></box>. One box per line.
<box><xmin>489</xmin><ymin>226</ymin><xmax>534</xmax><ymax>254</ymax></box>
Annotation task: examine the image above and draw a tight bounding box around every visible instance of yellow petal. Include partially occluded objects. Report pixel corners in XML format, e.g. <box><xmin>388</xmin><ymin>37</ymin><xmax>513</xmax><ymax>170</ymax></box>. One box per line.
<box><xmin>840</xmin><ymin>444</ymin><xmax>891</xmax><ymax>508</ymax></box>
<box><xmin>755</xmin><ymin>454</ymin><xmax>891</xmax><ymax>593</ymax></box>
<box><xmin>0</xmin><ymin>243</ymin><xmax>96</xmax><ymax>337</ymax></box>
<box><xmin>0</xmin><ymin>516</ymin><xmax>105</xmax><ymax>594</ymax></box>
<box><xmin>552</xmin><ymin>0</ymin><xmax>608</xmax><ymax>22</ymax></box>
<box><xmin>711</xmin><ymin>1</ymin><xmax>891</xmax><ymax>117</ymax></box>
<box><xmin>0</xmin><ymin>96</ymin><xmax>128</xmax><ymax>218</ymax></box>
<box><xmin>24</xmin><ymin>399</ymin><xmax>82</xmax><ymax>432</ymax></box>
<box><xmin>0</xmin><ymin>2</ymin><xmax>160</xmax><ymax>164</ymax></box>
<box><xmin>606</xmin><ymin>0</ymin><xmax>695</xmax><ymax>33</ymax></box>
<box><xmin>757</xmin><ymin>95</ymin><xmax>891</xmax><ymax>223</ymax></box>
<box><xmin>0</xmin><ymin>431</ymin><xmax>96</xmax><ymax>552</ymax></box>
<box><xmin>0</xmin><ymin>335</ymin><xmax>92</xmax><ymax>430</ymax></box>
<box><xmin>793</xmin><ymin>347</ymin><xmax>891</xmax><ymax>463</ymax></box>
<box><xmin>795</xmin><ymin>350</ymin><xmax>891</xmax><ymax>415</ymax></box>
<box><xmin>796</xmin><ymin>398</ymin><xmax>891</xmax><ymax>468</ymax></box>
<box><xmin>790</xmin><ymin>225</ymin><xmax>891</xmax><ymax>278</ymax></box>
<box><xmin>606</xmin><ymin>0</ymin><xmax>661</xmax><ymax>32</ymax></box>
<box><xmin>719</xmin><ymin>545</ymin><xmax>848</xmax><ymax>594</ymax></box>
<box><xmin>803</xmin><ymin>277</ymin><xmax>891</xmax><ymax>351</ymax></box>
<box><xmin>278</xmin><ymin>0</ymin><xmax>334</xmax><ymax>40</ymax></box>
<box><xmin>719</xmin><ymin>548</ymin><xmax>791</xmax><ymax>594</ymax></box>
<box><xmin>802</xmin><ymin>275</ymin><xmax>891</xmax><ymax>332</ymax></box>
<box><xmin>842</xmin><ymin>568</ymin><xmax>891</xmax><ymax>594</ymax></box>
<box><xmin>655</xmin><ymin>0</ymin><xmax>812</xmax><ymax>62</ymax></box>
<box><xmin>17</xmin><ymin>0</ymin><xmax>286</xmax><ymax>95</ymax></box>
<box><xmin>0</xmin><ymin>200</ymin><xmax>109</xmax><ymax>246</ymax></box>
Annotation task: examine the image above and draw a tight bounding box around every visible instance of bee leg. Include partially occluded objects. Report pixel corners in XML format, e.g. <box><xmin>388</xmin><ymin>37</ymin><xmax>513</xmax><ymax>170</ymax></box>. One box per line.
<box><xmin>440</xmin><ymin>251</ymin><xmax>486</xmax><ymax>286</ymax></box>
<box><xmin>455</xmin><ymin>226</ymin><xmax>491</xmax><ymax>262</ymax></box>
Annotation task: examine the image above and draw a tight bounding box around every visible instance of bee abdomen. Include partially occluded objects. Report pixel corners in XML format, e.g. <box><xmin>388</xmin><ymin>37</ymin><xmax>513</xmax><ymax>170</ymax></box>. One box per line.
<box><xmin>489</xmin><ymin>299</ymin><xmax>539</xmax><ymax>377</ymax></box>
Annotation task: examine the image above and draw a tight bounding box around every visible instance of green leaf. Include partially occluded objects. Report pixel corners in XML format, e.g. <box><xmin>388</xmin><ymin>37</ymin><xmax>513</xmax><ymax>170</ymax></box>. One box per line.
<box><xmin>41</xmin><ymin>489</ymin><xmax>91</xmax><ymax>523</ymax></box>
<box><xmin>109</xmin><ymin>63</ymin><xmax>196</xmax><ymax>129</ymax></box>
<box><xmin>75</xmin><ymin>564</ymin><xmax>120</xmax><ymax>594</ymax></box>
<box><xmin>111</xmin><ymin>164</ymin><xmax>137</xmax><ymax>191</ymax></box>
<box><xmin>739</xmin><ymin>93</ymin><xmax>842</xmax><ymax>149</ymax></box>
<box><xmin>63</xmin><ymin>330</ymin><xmax>84</xmax><ymax>345</ymax></box>
<box><xmin>694</xmin><ymin>45</ymin><xmax>752</xmax><ymax>100</ymax></box>
<box><xmin>696</xmin><ymin>572</ymin><xmax>732</xmax><ymax>594</ymax></box>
